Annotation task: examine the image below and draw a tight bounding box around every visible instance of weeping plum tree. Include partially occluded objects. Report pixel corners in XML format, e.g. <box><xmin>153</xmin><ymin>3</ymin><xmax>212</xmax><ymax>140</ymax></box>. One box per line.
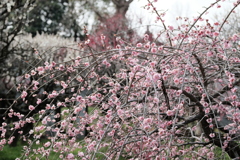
<box><xmin>2</xmin><ymin>0</ymin><xmax>240</xmax><ymax>159</ymax></box>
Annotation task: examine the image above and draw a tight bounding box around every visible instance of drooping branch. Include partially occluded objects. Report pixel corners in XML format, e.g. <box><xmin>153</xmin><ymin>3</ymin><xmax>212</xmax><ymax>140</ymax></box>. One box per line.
<box><xmin>147</xmin><ymin>0</ymin><xmax>172</xmax><ymax>47</ymax></box>
<box><xmin>178</xmin><ymin>0</ymin><xmax>221</xmax><ymax>48</ymax></box>
<box><xmin>218</xmin><ymin>1</ymin><xmax>240</xmax><ymax>32</ymax></box>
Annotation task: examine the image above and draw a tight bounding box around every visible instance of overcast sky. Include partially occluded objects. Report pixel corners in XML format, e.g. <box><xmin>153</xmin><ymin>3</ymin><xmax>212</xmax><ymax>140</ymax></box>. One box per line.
<box><xmin>127</xmin><ymin>0</ymin><xmax>237</xmax><ymax>34</ymax></box>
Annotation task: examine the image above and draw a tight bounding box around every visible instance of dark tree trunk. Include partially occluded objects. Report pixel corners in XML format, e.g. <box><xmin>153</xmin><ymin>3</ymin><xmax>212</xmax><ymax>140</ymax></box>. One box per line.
<box><xmin>201</xmin><ymin>115</ymin><xmax>240</xmax><ymax>159</ymax></box>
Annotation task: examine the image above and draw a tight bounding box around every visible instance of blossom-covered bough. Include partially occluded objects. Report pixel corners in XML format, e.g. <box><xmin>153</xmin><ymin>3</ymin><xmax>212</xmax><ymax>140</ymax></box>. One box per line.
<box><xmin>2</xmin><ymin>0</ymin><xmax>240</xmax><ymax>159</ymax></box>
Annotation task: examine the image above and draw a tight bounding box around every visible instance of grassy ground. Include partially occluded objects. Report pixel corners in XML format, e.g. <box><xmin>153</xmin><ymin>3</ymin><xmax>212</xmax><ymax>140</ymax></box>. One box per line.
<box><xmin>0</xmin><ymin>141</ymin><xmax>231</xmax><ymax>160</ymax></box>
<box><xmin>0</xmin><ymin>144</ymin><xmax>23</xmax><ymax>160</ymax></box>
<box><xmin>0</xmin><ymin>142</ymin><xmax>122</xmax><ymax>160</ymax></box>
<box><xmin>0</xmin><ymin>140</ymin><xmax>61</xmax><ymax>160</ymax></box>
<box><xmin>0</xmin><ymin>106</ymin><xmax>96</xmax><ymax>160</ymax></box>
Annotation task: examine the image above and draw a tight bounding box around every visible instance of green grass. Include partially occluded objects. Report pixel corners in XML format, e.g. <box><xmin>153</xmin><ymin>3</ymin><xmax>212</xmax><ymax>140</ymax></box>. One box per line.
<box><xmin>0</xmin><ymin>144</ymin><xmax>23</xmax><ymax>160</ymax></box>
<box><xmin>0</xmin><ymin>140</ymin><xmax>61</xmax><ymax>160</ymax></box>
<box><xmin>214</xmin><ymin>146</ymin><xmax>231</xmax><ymax>160</ymax></box>
<box><xmin>0</xmin><ymin>139</ymin><xmax>128</xmax><ymax>160</ymax></box>
<box><xmin>0</xmin><ymin>106</ymin><xmax>98</xmax><ymax>160</ymax></box>
<box><xmin>0</xmin><ymin>139</ymin><xmax>232</xmax><ymax>160</ymax></box>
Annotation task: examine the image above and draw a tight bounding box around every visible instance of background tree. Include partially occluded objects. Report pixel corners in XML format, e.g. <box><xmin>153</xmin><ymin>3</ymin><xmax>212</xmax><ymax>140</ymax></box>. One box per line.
<box><xmin>24</xmin><ymin>0</ymin><xmax>135</xmax><ymax>40</ymax></box>
<box><xmin>213</xmin><ymin>7</ymin><xmax>240</xmax><ymax>38</ymax></box>
<box><xmin>0</xmin><ymin>0</ymin><xmax>35</xmax><ymax>74</ymax></box>
<box><xmin>0</xmin><ymin>0</ymin><xmax>36</xmax><ymax>147</ymax></box>
<box><xmin>25</xmin><ymin>0</ymin><xmax>68</xmax><ymax>37</ymax></box>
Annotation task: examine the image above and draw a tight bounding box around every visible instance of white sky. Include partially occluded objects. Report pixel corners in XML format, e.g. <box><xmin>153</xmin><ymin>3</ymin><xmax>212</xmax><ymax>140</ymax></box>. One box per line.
<box><xmin>127</xmin><ymin>0</ymin><xmax>237</xmax><ymax>34</ymax></box>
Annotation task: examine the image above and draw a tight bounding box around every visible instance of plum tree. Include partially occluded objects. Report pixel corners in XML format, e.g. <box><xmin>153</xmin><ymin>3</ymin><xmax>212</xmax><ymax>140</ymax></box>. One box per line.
<box><xmin>1</xmin><ymin>0</ymin><xmax>240</xmax><ymax>159</ymax></box>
